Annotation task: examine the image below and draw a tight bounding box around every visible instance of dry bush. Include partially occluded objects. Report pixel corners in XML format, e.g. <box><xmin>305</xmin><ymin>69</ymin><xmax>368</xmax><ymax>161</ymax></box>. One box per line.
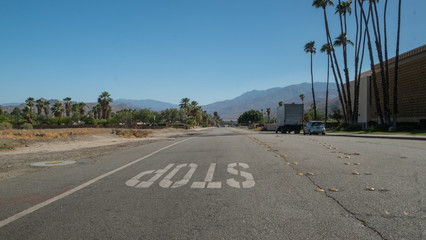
<box><xmin>113</xmin><ymin>129</ymin><xmax>151</xmax><ymax>138</ymax></box>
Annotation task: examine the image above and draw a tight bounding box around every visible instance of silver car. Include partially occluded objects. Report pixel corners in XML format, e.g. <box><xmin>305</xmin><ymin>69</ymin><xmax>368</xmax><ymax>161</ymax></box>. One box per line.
<box><xmin>303</xmin><ymin>121</ymin><xmax>326</xmax><ymax>135</ymax></box>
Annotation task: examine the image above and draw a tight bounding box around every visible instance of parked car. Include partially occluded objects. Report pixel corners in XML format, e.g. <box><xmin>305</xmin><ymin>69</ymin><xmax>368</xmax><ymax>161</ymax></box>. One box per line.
<box><xmin>303</xmin><ymin>121</ymin><xmax>326</xmax><ymax>135</ymax></box>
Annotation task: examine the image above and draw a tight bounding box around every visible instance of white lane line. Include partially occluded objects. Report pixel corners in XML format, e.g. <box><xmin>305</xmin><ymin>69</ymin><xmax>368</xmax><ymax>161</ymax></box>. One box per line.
<box><xmin>0</xmin><ymin>137</ymin><xmax>194</xmax><ymax>229</ymax></box>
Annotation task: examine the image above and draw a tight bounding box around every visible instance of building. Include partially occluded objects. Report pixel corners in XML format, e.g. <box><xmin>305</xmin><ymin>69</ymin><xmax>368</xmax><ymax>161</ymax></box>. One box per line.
<box><xmin>348</xmin><ymin>44</ymin><xmax>426</xmax><ymax>127</ymax></box>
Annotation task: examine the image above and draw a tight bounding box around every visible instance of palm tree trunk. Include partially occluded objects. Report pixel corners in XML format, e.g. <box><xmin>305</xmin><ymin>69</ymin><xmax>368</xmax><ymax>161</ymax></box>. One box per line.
<box><xmin>370</xmin><ymin>2</ymin><xmax>390</xmax><ymax>124</ymax></box>
<box><xmin>325</xmin><ymin>54</ymin><xmax>330</xmax><ymax>124</ymax></box>
<box><xmin>393</xmin><ymin>0</ymin><xmax>402</xmax><ymax>129</ymax></box>
<box><xmin>311</xmin><ymin>52</ymin><xmax>317</xmax><ymax>120</ymax></box>
<box><xmin>322</xmin><ymin>7</ymin><xmax>348</xmax><ymax>123</ymax></box>
<box><xmin>359</xmin><ymin>0</ymin><xmax>384</xmax><ymax>124</ymax></box>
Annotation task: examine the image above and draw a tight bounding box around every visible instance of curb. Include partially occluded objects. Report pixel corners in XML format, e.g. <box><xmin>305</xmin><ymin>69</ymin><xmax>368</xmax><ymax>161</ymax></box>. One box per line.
<box><xmin>326</xmin><ymin>133</ymin><xmax>426</xmax><ymax>141</ymax></box>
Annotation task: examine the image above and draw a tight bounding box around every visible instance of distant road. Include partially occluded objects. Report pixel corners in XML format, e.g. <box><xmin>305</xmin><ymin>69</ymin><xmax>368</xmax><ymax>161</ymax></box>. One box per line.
<box><xmin>0</xmin><ymin>128</ymin><xmax>424</xmax><ymax>239</ymax></box>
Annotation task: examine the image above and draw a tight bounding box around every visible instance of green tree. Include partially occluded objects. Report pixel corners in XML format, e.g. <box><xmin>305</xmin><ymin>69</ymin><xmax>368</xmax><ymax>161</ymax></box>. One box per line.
<box><xmin>304</xmin><ymin>41</ymin><xmax>317</xmax><ymax>120</ymax></box>
<box><xmin>238</xmin><ymin>110</ymin><xmax>263</xmax><ymax>125</ymax></box>
<box><xmin>51</xmin><ymin>102</ymin><xmax>64</xmax><ymax>118</ymax></box>
<box><xmin>63</xmin><ymin>97</ymin><xmax>72</xmax><ymax>117</ymax></box>
<box><xmin>22</xmin><ymin>106</ymin><xmax>34</xmax><ymax>124</ymax></box>
<box><xmin>278</xmin><ymin>101</ymin><xmax>284</xmax><ymax>107</ymax></box>
<box><xmin>79</xmin><ymin>102</ymin><xmax>87</xmax><ymax>116</ymax></box>
<box><xmin>35</xmin><ymin>99</ymin><xmax>44</xmax><ymax>115</ymax></box>
<box><xmin>98</xmin><ymin>92</ymin><xmax>113</xmax><ymax>119</ymax></box>
<box><xmin>10</xmin><ymin>107</ymin><xmax>22</xmax><ymax>123</ymax></box>
<box><xmin>43</xmin><ymin>101</ymin><xmax>50</xmax><ymax>116</ymax></box>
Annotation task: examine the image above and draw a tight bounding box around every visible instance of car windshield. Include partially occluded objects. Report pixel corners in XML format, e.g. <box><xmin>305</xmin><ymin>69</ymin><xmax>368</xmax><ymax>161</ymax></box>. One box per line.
<box><xmin>312</xmin><ymin>122</ymin><xmax>323</xmax><ymax>126</ymax></box>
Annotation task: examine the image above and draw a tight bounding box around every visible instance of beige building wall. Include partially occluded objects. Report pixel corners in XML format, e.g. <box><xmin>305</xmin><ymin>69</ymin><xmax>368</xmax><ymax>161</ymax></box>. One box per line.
<box><xmin>370</xmin><ymin>45</ymin><xmax>426</xmax><ymax>123</ymax></box>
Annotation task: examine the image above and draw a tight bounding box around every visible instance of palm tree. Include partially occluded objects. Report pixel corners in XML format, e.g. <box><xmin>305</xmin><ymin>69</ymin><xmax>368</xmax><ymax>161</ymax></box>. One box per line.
<box><xmin>98</xmin><ymin>92</ymin><xmax>113</xmax><ymax>119</ymax></box>
<box><xmin>266</xmin><ymin>108</ymin><xmax>271</xmax><ymax>123</ymax></box>
<box><xmin>22</xmin><ymin>106</ymin><xmax>34</xmax><ymax>123</ymax></box>
<box><xmin>304</xmin><ymin>41</ymin><xmax>317</xmax><ymax>120</ymax></box>
<box><xmin>51</xmin><ymin>102</ymin><xmax>64</xmax><ymax>118</ymax></box>
<box><xmin>179</xmin><ymin>98</ymin><xmax>191</xmax><ymax>116</ymax></box>
<box><xmin>35</xmin><ymin>99</ymin><xmax>44</xmax><ymax>115</ymax></box>
<box><xmin>335</xmin><ymin>0</ymin><xmax>355</xmax><ymax>123</ymax></box>
<box><xmin>358</xmin><ymin>0</ymin><xmax>384</xmax><ymax>124</ymax></box>
<box><xmin>25</xmin><ymin>97</ymin><xmax>35</xmax><ymax>111</ymax></box>
<box><xmin>43</xmin><ymin>101</ymin><xmax>50</xmax><ymax>116</ymax></box>
<box><xmin>278</xmin><ymin>101</ymin><xmax>284</xmax><ymax>107</ymax></box>
<box><xmin>320</xmin><ymin>43</ymin><xmax>332</xmax><ymax>124</ymax></box>
<box><xmin>79</xmin><ymin>102</ymin><xmax>87</xmax><ymax>116</ymax></box>
<box><xmin>313</xmin><ymin>0</ymin><xmax>349</xmax><ymax>123</ymax></box>
<box><xmin>392</xmin><ymin>0</ymin><xmax>402</xmax><ymax>129</ymax></box>
<box><xmin>63</xmin><ymin>97</ymin><xmax>72</xmax><ymax>117</ymax></box>
<box><xmin>299</xmin><ymin>94</ymin><xmax>305</xmax><ymax>105</ymax></box>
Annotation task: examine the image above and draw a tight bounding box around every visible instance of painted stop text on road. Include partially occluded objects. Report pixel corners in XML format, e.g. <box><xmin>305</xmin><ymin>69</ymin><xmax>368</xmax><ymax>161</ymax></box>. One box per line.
<box><xmin>126</xmin><ymin>163</ymin><xmax>255</xmax><ymax>189</ymax></box>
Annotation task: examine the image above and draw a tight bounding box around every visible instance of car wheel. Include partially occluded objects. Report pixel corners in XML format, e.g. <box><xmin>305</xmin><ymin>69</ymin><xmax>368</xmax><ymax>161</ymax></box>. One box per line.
<box><xmin>322</xmin><ymin>132</ymin><xmax>325</xmax><ymax>135</ymax></box>
<box><xmin>309</xmin><ymin>132</ymin><xmax>312</xmax><ymax>135</ymax></box>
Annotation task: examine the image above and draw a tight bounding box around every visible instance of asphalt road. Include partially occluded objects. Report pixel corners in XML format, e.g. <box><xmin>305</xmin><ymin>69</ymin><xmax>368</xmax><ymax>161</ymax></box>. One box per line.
<box><xmin>0</xmin><ymin>128</ymin><xmax>425</xmax><ymax>239</ymax></box>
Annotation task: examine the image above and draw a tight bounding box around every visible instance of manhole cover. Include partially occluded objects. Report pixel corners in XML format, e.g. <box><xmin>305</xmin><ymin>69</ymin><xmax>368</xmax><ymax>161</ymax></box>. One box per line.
<box><xmin>30</xmin><ymin>161</ymin><xmax>76</xmax><ymax>167</ymax></box>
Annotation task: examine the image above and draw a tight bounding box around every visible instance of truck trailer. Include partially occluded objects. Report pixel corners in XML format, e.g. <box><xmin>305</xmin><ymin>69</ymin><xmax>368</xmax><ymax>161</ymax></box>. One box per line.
<box><xmin>275</xmin><ymin>104</ymin><xmax>304</xmax><ymax>134</ymax></box>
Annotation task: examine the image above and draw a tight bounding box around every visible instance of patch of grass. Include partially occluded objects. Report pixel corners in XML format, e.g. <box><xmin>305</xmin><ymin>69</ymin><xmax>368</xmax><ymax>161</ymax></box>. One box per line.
<box><xmin>0</xmin><ymin>144</ymin><xmax>15</xmax><ymax>151</ymax></box>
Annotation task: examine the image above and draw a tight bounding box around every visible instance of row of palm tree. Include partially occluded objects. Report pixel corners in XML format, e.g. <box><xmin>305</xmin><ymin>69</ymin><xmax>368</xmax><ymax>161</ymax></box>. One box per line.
<box><xmin>179</xmin><ymin>98</ymin><xmax>221</xmax><ymax>126</ymax></box>
<box><xmin>307</xmin><ymin>0</ymin><xmax>402</xmax><ymax>128</ymax></box>
<box><xmin>21</xmin><ymin>92</ymin><xmax>113</xmax><ymax>123</ymax></box>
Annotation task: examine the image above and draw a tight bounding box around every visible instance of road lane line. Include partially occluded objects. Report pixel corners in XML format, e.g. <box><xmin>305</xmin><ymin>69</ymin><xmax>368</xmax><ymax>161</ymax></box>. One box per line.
<box><xmin>0</xmin><ymin>137</ymin><xmax>194</xmax><ymax>229</ymax></box>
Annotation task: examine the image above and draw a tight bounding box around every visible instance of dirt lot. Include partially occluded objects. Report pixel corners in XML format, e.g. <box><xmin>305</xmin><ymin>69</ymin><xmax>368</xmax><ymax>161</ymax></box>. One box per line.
<box><xmin>0</xmin><ymin>128</ymin><xmax>209</xmax><ymax>180</ymax></box>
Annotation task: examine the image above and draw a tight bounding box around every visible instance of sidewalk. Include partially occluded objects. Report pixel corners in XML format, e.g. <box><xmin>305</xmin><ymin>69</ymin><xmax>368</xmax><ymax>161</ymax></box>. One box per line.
<box><xmin>326</xmin><ymin>132</ymin><xmax>426</xmax><ymax>141</ymax></box>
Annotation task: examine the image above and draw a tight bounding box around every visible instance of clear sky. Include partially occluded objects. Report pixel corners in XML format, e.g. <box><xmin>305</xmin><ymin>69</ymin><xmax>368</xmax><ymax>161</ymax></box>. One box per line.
<box><xmin>1</xmin><ymin>0</ymin><xmax>425</xmax><ymax>105</ymax></box>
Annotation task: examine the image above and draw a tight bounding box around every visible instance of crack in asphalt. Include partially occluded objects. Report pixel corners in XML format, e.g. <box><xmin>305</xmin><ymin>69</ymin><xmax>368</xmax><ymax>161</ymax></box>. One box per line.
<box><xmin>237</xmin><ymin>131</ymin><xmax>388</xmax><ymax>240</ymax></box>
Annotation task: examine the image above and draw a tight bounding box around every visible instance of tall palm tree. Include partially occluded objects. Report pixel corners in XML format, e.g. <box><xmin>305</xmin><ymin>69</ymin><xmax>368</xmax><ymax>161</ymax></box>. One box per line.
<box><xmin>98</xmin><ymin>92</ymin><xmax>113</xmax><ymax>119</ymax></box>
<box><xmin>278</xmin><ymin>101</ymin><xmax>284</xmax><ymax>107</ymax></box>
<box><xmin>392</xmin><ymin>0</ymin><xmax>402</xmax><ymax>129</ymax></box>
<box><xmin>369</xmin><ymin>0</ymin><xmax>390</xmax><ymax>124</ymax></box>
<box><xmin>313</xmin><ymin>0</ymin><xmax>349</xmax><ymax>123</ymax></box>
<box><xmin>304</xmin><ymin>41</ymin><xmax>317</xmax><ymax>120</ymax></box>
<box><xmin>35</xmin><ymin>99</ymin><xmax>44</xmax><ymax>115</ymax></box>
<box><xmin>43</xmin><ymin>101</ymin><xmax>50</xmax><ymax>116</ymax></box>
<box><xmin>63</xmin><ymin>97</ymin><xmax>72</xmax><ymax>117</ymax></box>
<box><xmin>358</xmin><ymin>0</ymin><xmax>384</xmax><ymax>124</ymax></box>
<box><xmin>335</xmin><ymin>0</ymin><xmax>354</xmax><ymax>123</ymax></box>
<box><xmin>51</xmin><ymin>102</ymin><xmax>64</xmax><ymax>118</ymax></box>
<box><xmin>320</xmin><ymin>43</ymin><xmax>332</xmax><ymax>123</ymax></box>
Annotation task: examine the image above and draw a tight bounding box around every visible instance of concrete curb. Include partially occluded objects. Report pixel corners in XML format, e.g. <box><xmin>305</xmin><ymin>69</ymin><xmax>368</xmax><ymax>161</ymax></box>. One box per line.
<box><xmin>326</xmin><ymin>133</ymin><xmax>426</xmax><ymax>141</ymax></box>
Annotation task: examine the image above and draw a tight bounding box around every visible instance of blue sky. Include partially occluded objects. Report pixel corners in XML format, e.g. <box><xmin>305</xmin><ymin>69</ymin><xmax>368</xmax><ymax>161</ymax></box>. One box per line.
<box><xmin>1</xmin><ymin>0</ymin><xmax>425</xmax><ymax>105</ymax></box>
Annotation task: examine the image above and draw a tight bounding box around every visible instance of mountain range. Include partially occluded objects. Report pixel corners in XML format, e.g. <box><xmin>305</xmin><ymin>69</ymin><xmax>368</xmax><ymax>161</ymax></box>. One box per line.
<box><xmin>1</xmin><ymin>82</ymin><xmax>340</xmax><ymax>120</ymax></box>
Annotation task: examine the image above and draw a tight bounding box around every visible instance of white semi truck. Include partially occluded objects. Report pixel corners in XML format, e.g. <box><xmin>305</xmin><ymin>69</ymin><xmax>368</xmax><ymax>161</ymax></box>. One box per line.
<box><xmin>275</xmin><ymin>104</ymin><xmax>304</xmax><ymax>134</ymax></box>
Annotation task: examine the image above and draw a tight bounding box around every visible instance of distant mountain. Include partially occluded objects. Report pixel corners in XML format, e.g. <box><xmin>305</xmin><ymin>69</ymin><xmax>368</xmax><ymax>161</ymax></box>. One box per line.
<box><xmin>202</xmin><ymin>82</ymin><xmax>340</xmax><ymax>120</ymax></box>
<box><xmin>113</xmin><ymin>99</ymin><xmax>178</xmax><ymax>111</ymax></box>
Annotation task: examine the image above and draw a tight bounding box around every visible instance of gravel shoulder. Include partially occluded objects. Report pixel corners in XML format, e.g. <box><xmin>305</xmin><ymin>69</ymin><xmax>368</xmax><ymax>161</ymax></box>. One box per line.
<box><xmin>0</xmin><ymin>128</ymin><xmax>211</xmax><ymax>180</ymax></box>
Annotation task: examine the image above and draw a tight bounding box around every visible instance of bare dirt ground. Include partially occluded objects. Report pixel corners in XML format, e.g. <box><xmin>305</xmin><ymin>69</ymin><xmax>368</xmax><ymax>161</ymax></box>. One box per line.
<box><xmin>0</xmin><ymin>128</ymin><xmax>210</xmax><ymax>180</ymax></box>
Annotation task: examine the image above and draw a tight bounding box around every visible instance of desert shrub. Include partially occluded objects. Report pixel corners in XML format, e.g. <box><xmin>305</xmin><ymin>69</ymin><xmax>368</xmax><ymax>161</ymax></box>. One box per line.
<box><xmin>0</xmin><ymin>122</ymin><xmax>13</xmax><ymax>130</ymax></box>
<box><xmin>20</xmin><ymin>123</ymin><xmax>34</xmax><ymax>130</ymax></box>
